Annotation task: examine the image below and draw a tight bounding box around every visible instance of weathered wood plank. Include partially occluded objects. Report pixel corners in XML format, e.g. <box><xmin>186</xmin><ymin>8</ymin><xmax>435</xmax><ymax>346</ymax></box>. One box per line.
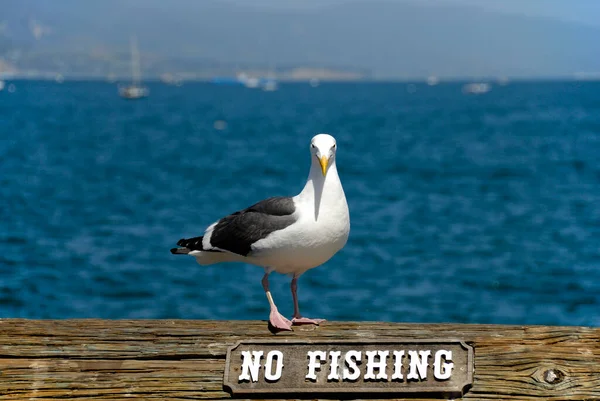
<box><xmin>0</xmin><ymin>319</ymin><xmax>598</xmax><ymax>400</ymax></box>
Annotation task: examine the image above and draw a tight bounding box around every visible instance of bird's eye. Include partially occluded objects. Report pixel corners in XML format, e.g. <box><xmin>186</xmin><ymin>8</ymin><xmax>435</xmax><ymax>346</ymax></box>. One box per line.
<box><xmin>332</xmin><ymin>144</ymin><xmax>336</xmax><ymax>148</ymax></box>
<box><xmin>311</xmin><ymin>143</ymin><xmax>316</xmax><ymax>148</ymax></box>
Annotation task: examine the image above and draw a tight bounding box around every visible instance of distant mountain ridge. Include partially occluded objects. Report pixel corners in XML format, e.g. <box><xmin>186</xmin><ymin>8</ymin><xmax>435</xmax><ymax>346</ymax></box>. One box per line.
<box><xmin>2</xmin><ymin>0</ymin><xmax>600</xmax><ymax>78</ymax></box>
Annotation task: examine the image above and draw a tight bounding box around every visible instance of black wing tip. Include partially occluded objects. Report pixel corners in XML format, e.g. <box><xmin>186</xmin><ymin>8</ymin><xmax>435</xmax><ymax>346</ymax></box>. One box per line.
<box><xmin>175</xmin><ymin>236</ymin><xmax>205</xmax><ymax>251</ymax></box>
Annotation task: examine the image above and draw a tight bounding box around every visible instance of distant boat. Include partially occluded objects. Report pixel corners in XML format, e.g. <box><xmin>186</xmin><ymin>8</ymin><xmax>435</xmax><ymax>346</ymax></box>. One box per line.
<box><xmin>210</xmin><ymin>72</ymin><xmax>265</xmax><ymax>88</ymax></box>
<box><xmin>261</xmin><ymin>70</ymin><xmax>278</xmax><ymax>91</ymax></box>
<box><xmin>262</xmin><ymin>79</ymin><xmax>278</xmax><ymax>91</ymax></box>
<box><xmin>244</xmin><ymin>77</ymin><xmax>260</xmax><ymax>89</ymax></box>
<box><xmin>55</xmin><ymin>74</ymin><xmax>64</xmax><ymax>83</ymax></box>
<box><xmin>119</xmin><ymin>36</ymin><xmax>149</xmax><ymax>99</ymax></box>
<box><xmin>160</xmin><ymin>73</ymin><xmax>183</xmax><ymax>87</ymax></box>
<box><xmin>462</xmin><ymin>83</ymin><xmax>491</xmax><ymax>95</ymax></box>
<box><xmin>309</xmin><ymin>78</ymin><xmax>320</xmax><ymax>87</ymax></box>
<box><xmin>261</xmin><ymin>66</ymin><xmax>279</xmax><ymax>91</ymax></box>
<box><xmin>426</xmin><ymin>76</ymin><xmax>439</xmax><ymax>86</ymax></box>
<box><xmin>119</xmin><ymin>85</ymin><xmax>148</xmax><ymax>99</ymax></box>
<box><xmin>231</xmin><ymin>72</ymin><xmax>260</xmax><ymax>88</ymax></box>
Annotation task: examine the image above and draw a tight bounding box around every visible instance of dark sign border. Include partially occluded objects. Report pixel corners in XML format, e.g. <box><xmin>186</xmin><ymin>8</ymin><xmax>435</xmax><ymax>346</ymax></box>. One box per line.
<box><xmin>224</xmin><ymin>339</ymin><xmax>474</xmax><ymax>396</ymax></box>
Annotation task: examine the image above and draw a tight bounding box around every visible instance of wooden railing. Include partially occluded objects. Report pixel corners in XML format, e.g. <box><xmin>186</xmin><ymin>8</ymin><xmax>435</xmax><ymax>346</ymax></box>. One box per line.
<box><xmin>0</xmin><ymin>319</ymin><xmax>598</xmax><ymax>400</ymax></box>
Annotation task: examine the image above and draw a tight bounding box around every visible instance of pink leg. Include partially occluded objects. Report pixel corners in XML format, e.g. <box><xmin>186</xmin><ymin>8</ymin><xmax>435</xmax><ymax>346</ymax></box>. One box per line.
<box><xmin>291</xmin><ymin>274</ymin><xmax>325</xmax><ymax>325</ymax></box>
<box><xmin>262</xmin><ymin>273</ymin><xmax>292</xmax><ymax>332</ymax></box>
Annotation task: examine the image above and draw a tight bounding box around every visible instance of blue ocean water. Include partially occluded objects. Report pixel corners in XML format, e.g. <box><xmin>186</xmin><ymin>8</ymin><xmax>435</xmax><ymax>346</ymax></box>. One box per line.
<box><xmin>1</xmin><ymin>80</ymin><xmax>599</xmax><ymax>326</ymax></box>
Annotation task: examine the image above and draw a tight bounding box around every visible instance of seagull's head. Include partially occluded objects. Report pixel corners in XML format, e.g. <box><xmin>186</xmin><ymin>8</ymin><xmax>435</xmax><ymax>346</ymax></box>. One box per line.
<box><xmin>310</xmin><ymin>133</ymin><xmax>337</xmax><ymax>176</ymax></box>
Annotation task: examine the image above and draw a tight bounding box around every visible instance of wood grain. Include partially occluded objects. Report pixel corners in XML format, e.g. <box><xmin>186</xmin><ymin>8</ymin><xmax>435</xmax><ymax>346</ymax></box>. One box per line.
<box><xmin>0</xmin><ymin>319</ymin><xmax>598</xmax><ymax>400</ymax></box>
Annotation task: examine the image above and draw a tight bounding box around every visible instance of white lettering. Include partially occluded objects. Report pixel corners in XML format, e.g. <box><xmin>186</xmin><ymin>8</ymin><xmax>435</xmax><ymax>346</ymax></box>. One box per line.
<box><xmin>327</xmin><ymin>351</ymin><xmax>342</xmax><ymax>381</ymax></box>
<box><xmin>407</xmin><ymin>350</ymin><xmax>431</xmax><ymax>380</ymax></box>
<box><xmin>238</xmin><ymin>350</ymin><xmax>263</xmax><ymax>382</ymax></box>
<box><xmin>342</xmin><ymin>350</ymin><xmax>362</xmax><ymax>381</ymax></box>
<box><xmin>264</xmin><ymin>350</ymin><xmax>284</xmax><ymax>381</ymax></box>
<box><xmin>306</xmin><ymin>351</ymin><xmax>326</xmax><ymax>381</ymax></box>
<box><xmin>364</xmin><ymin>350</ymin><xmax>389</xmax><ymax>380</ymax></box>
<box><xmin>239</xmin><ymin>347</ymin><xmax>457</xmax><ymax>385</ymax></box>
<box><xmin>392</xmin><ymin>350</ymin><xmax>405</xmax><ymax>380</ymax></box>
<box><xmin>433</xmin><ymin>350</ymin><xmax>453</xmax><ymax>380</ymax></box>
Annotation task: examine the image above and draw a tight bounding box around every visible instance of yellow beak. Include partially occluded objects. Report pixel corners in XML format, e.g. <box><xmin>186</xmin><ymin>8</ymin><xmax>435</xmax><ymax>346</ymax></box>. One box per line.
<box><xmin>319</xmin><ymin>156</ymin><xmax>329</xmax><ymax>176</ymax></box>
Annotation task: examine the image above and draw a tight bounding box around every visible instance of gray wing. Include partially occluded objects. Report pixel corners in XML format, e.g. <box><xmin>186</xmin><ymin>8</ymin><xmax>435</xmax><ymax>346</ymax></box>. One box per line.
<box><xmin>206</xmin><ymin>196</ymin><xmax>297</xmax><ymax>256</ymax></box>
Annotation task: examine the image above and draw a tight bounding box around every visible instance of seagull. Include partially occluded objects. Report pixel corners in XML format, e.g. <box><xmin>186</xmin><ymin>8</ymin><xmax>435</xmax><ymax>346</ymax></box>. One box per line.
<box><xmin>170</xmin><ymin>134</ymin><xmax>350</xmax><ymax>332</ymax></box>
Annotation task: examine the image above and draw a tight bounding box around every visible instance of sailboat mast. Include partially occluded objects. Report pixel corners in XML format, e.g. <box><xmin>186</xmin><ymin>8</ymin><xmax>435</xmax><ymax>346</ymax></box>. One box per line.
<box><xmin>130</xmin><ymin>35</ymin><xmax>140</xmax><ymax>85</ymax></box>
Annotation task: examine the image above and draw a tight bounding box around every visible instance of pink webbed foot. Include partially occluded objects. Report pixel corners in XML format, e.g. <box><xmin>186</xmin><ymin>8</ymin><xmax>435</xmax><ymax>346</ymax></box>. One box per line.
<box><xmin>292</xmin><ymin>317</ymin><xmax>325</xmax><ymax>326</ymax></box>
<box><xmin>268</xmin><ymin>309</ymin><xmax>293</xmax><ymax>333</ymax></box>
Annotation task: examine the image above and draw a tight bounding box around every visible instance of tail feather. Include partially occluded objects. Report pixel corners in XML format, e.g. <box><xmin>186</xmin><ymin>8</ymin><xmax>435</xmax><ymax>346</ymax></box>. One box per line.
<box><xmin>171</xmin><ymin>235</ymin><xmax>236</xmax><ymax>264</ymax></box>
<box><xmin>170</xmin><ymin>247</ymin><xmax>190</xmax><ymax>255</ymax></box>
<box><xmin>172</xmin><ymin>236</ymin><xmax>205</xmax><ymax>255</ymax></box>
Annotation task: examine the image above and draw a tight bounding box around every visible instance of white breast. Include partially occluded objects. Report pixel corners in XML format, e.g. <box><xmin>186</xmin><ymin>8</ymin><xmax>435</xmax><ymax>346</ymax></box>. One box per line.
<box><xmin>249</xmin><ymin>162</ymin><xmax>350</xmax><ymax>275</ymax></box>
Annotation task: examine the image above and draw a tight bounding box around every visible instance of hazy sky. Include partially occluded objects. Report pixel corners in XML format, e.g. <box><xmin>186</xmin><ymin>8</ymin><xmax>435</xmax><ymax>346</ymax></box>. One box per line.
<box><xmin>227</xmin><ymin>0</ymin><xmax>600</xmax><ymax>28</ymax></box>
<box><xmin>456</xmin><ymin>0</ymin><xmax>600</xmax><ymax>27</ymax></box>
<box><xmin>5</xmin><ymin>0</ymin><xmax>599</xmax><ymax>78</ymax></box>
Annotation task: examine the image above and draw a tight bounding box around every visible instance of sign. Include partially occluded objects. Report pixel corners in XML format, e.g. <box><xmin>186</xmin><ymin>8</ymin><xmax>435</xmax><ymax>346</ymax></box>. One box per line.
<box><xmin>223</xmin><ymin>339</ymin><xmax>473</xmax><ymax>396</ymax></box>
